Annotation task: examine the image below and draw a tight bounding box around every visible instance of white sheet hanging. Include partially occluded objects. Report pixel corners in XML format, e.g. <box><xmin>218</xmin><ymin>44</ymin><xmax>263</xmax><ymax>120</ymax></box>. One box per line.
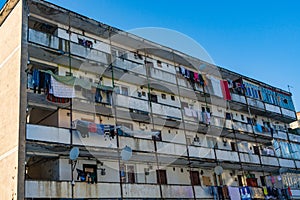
<box><xmin>51</xmin><ymin>76</ymin><xmax>75</xmax><ymax>98</ymax></box>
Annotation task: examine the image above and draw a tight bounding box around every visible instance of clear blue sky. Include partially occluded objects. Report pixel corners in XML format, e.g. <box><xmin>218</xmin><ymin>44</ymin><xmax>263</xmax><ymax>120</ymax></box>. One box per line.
<box><xmin>1</xmin><ymin>0</ymin><xmax>299</xmax><ymax>111</ymax></box>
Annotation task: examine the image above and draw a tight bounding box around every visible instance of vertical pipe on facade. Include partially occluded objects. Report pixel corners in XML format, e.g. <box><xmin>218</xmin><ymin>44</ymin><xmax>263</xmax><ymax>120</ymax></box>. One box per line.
<box><xmin>171</xmin><ymin>50</ymin><xmax>196</xmax><ymax>200</ymax></box>
<box><xmin>143</xmin><ymin>50</ymin><xmax>164</xmax><ymax>199</ymax></box>
<box><xmin>67</xmin><ymin>12</ymin><xmax>75</xmax><ymax>200</ymax></box>
<box><xmin>107</xmin><ymin>28</ymin><xmax>124</xmax><ymax>199</ymax></box>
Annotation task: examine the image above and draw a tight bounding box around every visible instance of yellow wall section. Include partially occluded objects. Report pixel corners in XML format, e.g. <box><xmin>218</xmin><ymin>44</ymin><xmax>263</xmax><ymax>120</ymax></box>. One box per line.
<box><xmin>0</xmin><ymin>1</ymin><xmax>22</xmax><ymax>199</ymax></box>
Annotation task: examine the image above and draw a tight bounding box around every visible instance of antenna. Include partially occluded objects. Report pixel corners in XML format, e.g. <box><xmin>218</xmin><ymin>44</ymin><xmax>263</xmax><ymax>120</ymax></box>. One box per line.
<box><xmin>288</xmin><ymin>85</ymin><xmax>293</xmax><ymax>93</ymax></box>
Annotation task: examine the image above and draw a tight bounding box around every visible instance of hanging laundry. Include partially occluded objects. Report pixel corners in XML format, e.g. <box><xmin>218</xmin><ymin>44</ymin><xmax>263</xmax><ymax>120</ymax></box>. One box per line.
<box><xmin>207</xmin><ymin>75</ymin><xmax>223</xmax><ymax>97</ymax></box>
<box><xmin>228</xmin><ymin>187</ymin><xmax>241</xmax><ymax>200</ymax></box>
<box><xmin>206</xmin><ymin>112</ymin><xmax>211</xmax><ymax>124</ymax></box>
<box><xmin>198</xmin><ymin>74</ymin><xmax>205</xmax><ymax>86</ymax></box>
<box><xmin>179</xmin><ymin>66</ymin><xmax>185</xmax><ymax>75</ymax></box>
<box><xmin>255</xmin><ymin>123</ymin><xmax>263</xmax><ymax>132</ymax></box>
<box><xmin>193</xmin><ymin>72</ymin><xmax>199</xmax><ymax>82</ymax></box>
<box><xmin>46</xmin><ymin>93</ymin><xmax>70</xmax><ymax>104</ymax></box>
<box><xmin>95</xmin><ymin>88</ymin><xmax>103</xmax><ymax>103</ymax></box>
<box><xmin>88</xmin><ymin>123</ymin><xmax>97</xmax><ymax>133</ymax></box>
<box><xmin>220</xmin><ymin>80</ymin><xmax>232</xmax><ymax>100</ymax></box>
<box><xmin>50</xmin><ymin>76</ymin><xmax>75</xmax><ymax>98</ymax></box>
<box><xmin>240</xmin><ymin>186</ymin><xmax>251</xmax><ymax>200</ymax></box>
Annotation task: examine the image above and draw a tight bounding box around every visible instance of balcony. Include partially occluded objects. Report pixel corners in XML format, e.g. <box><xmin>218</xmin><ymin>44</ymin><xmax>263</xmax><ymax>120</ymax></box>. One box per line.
<box><xmin>273</xmin><ymin>130</ymin><xmax>288</xmax><ymax>140</ymax></box>
<box><xmin>231</xmin><ymin>93</ymin><xmax>246</xmax><ymax>104</ymax></box>
<box><xmin>281</xmin><ymin>108</ymin><xmax>296</xmax><ymax>119</ymax></box>
<box><xmin>261</xmin><ymin>156</ymin><xmax>279</xmax><ymax>166</ymax></box>
<box><xmin>194</xmin><ymin>186</ymin><xmax>214</xmax><ymax>199</ymax></box>
<box><xmin>122</xmin><ymin>184</ymin><xmax>160</xmax><ymax>198</ymax></box>
<box><xmin>114</xmin><ymin>57</ymin><xmax>146</xmax><ymax>75</ymax></box>
<box><xmin>289</xmin><ymin>133</ymin><xmax>300</xmax><ymax>143</ymax></box>
<box><xmin>115</xmin><ymin>94</ymin><xmax>149</xmax><ymax>113</ymax></box>
<box><xmin>188</xmin><ymin>146</ymin><xmax>215</xmax><ymax>159</ymax></box>
<box><xmin>265</xmin><ymin>103</ymin><xmax>281</xmax><ymax>114</ymax></box>
<box><xmin>151</xmin><ymin>102</ymin><xmax>182</xmax><ymax>119</ymax></box>
<box><xmin>247</xmin><ymin>98</ymin><xmax>265</xmax><ymax>115</ymax></box>
<box><xmin>278</xmin><ymin>158</ymin><xmax>296</xmax><ymax>168</ymax></box>
<box><xmin>28</xmin><ymin>29</ymin><xmax>111</xmax><ymax>66</ymax></box>
<box><xmin>215</xmin><ymin>149</ymin><xmax>239</xmax><ymax>162</ymax></box>
<box><xmin>26</xmin><ymin>124</ymin><xmax>117</xmax><ymax>149</ymax></box>
<box><xmin>161</xmin><ymin>185</ymin><xmax>194</xmax><ymax>199</ymax></box>
<box><xmin>239</xmin><ymin>153</ymin><xmax>260</xmax><ymax>164</ymax></box>
<box><xmin>150</xmin><ymin>68</ymin><xmax>177</xmax><ymax>84</ymax></box>
<box><xmin>25</xmin><ymin>180</ymin><xmax>121</xmax><ymax>199</ymax></box>
<box><xmin>119</xmin><ymin>136</ymin><xmax>154</xmax><ymax>152</ymax></box>
<box><xmin>156</xmin><ymin>142</ymin><xmax>187</xmax><ymax>156</ymax></box>
<box><xmin>233</xmin><ymin>121</ymin><xmax>253</xmax><ymax>133</ymax></box>
<box><xmin>28</xmin><ymin>29</ymin><xmax>59</xmax><ymax>50</ymax></box>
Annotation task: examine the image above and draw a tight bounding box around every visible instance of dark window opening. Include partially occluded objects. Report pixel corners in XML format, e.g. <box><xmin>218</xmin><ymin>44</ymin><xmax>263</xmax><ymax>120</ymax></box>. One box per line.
<box><xmin>171</xmin><ymin>95</ymin><xmax>175</xmax><ymax>101</ymax></box>
<box><xmin>83</xmin><ymin>164</ymin><xmax>97</xmax><ymax>184</ymax></box>
<box><xmin>149</xmin><ymin>93</ymin><xmax>158</xmax><ymax>103</ymax></box>
<box><xmin>231</xmin><ymin>142</ymin><xmax>236</xmax><ymax>151</ymax></box>
<box><xmin>253</xmin><ymin>146</ymin><xmax>260</xmax><ymax>155</ymax></box>
<box><xmin>161</xmin><ymin>94</ymin><xmax>166</xmax><ymax>99</ymax></box>
<box><xmin>190</xmin><ymin>171</ymin><xmax>201</xmax><ymax>185</ymax></box>
<box><xmin>28</xmin><ymin>18</ymin><xmax>58</xmax><ymax>34</ymax></box>
<box><xmin>156</xmin><ymin>170</ymin><xmax>167</xmax><ymax>184</ymax></box>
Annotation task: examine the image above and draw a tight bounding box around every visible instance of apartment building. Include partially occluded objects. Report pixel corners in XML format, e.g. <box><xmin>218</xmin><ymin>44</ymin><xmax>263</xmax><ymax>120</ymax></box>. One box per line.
<box><xmin>0</xmin><ymin>0</ymin><xmax>299</xmax><ymax>199</ymax></box>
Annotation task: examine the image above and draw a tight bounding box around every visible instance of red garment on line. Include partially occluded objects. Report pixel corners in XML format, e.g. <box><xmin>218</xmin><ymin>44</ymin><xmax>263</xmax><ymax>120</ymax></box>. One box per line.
<box><xmin>220</xmin><ymin>80</ymin><xmax>232</xmax><ymax>100</ymax></box>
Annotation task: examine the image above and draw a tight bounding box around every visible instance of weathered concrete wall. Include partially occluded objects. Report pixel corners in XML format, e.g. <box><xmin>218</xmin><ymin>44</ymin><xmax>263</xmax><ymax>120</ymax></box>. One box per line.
<box><xmin>0</xmin><ymin>0</ymin><xmax>22</xmax><ymax>199</ymax></box>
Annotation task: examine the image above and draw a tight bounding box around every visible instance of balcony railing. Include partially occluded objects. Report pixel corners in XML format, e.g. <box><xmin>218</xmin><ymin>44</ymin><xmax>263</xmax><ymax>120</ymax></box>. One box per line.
<box><xmin>188</xmin><ymin>146</ymin><xmax>215</xmax><ymax>159</ymax></box>
<box><xmin>115</xmin><ymin>94</ymin><xmax>149</xmax><ymax>113</ymax></box>
<box><xmin>265</xmin><ymin>103</ymin><xmax>281</xmax><ymax>114</ymax></box>
<box><xmin>151</xmin><ymin>102</ymin><xmax>182</xmax><ymax>119</ymax></box>
<box><xmin>149</xmin><ymin>68</ymin><xmax>177</xmax><ymax>84</ymax></box>
<box><xmin>26</xmin><ymin>124</ymin><xmax>117</xmax><ymax>148</ymax></box>
<box><xmin>25</xmin><ymin>180</ymin><xmax>215</xmax><ymax>199</ymax></box>
<box><xmin>122</xmin><ymin>184</ymin><xmax>160</xmax><ymax>198</ymax></box>
<box><xmin>247</xmin><ymin>97</ymin><xmax>265</xmax><ymax>110</ymax></box>
<box><xmin>215</xmin><ymin>149</ymin><xmax>239</xmax><ymax>162</ymax></box>
<box><xmin>114</xmin><ymin>57</ymin><xmax>146</xmax><ymax>75</ymax></box>
<box><xmin>231</xmin><ymin>93</ymin><xmax>247</xmax><ymax>104</ymax></box>
<box><xmin>25</xmin><ymin>180</ymin><xmax>121</xmax><ymax>199</ymax></box>
<box><xmin>156</xmin><ymin>142</ymin><xmax>187</xmax><ymax>156</ymax></box>
<box><xmin>261</xmin><ymin>156</ymin><xmax>279</xmax><ymax>166</ymax></box>
<box><xmin>278</xmin><ymin>158</ymin><xmax>296</xmax><ymax>168</ymax></box>
<box><xmin>239</xmin><ymin>152</ymin><xmax>260</xmax><ymax>164</ymax></box>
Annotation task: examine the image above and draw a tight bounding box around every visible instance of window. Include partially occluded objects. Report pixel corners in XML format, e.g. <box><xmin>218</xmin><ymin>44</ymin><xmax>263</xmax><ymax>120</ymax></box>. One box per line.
<box><xmin>253</xmin><ymin>146</ymin><xmax>260</xmax><ymax>155</ymax></box>
<box><xmin>226</xmin><ymin>113</ymin><xmax>232</xmax><ymax>120</ymax></box>
<box><xmin>157</xmin><ymin>60</ymin><xmax>162</xmax><ymax>67</ymax></box>
<box><xmin>28</xmin><ymin>18</ymin><xmax>58</xmax><ymax>34</ymax></box>
<box><xmin>190</xmin><ymin>171</ymin><xmax>201</xmax><ymax>185</ymax></box>
<box><xmin>152</xmin><ymin>129</ymin><xmax>162</xmax><ymax>141</ymax></box>
<box><xmin>161</xmin><ymin>94</ymin><xmax>166</xmax><ymax>99</ymax></box>
<box><xmin>120</xmin><ymin>164</ymin><xmax>136</xmax><ymax>183</ymax></box>
<box><xmin>115</xmin><ymin>86</ymin><xmax>129</xmax><ymax>96</ymax></box>
<box><xmin>156</xmin><ymin>170</ymin><xmax>167</xmax><ymax>184</ymax></box>
<box><xmin>231</xmin><ymin>142</ymin><xmax>236</xmax><ymax>151</ymax></box>
<box><xmin>149</xmin><ymin>93</ymin><xmax>158</xmax><ymax>103</ymax></box>
<box><xmin>241</xmin><ymin>115</ymin><xmax>245</xmax><ymax>121</ymax></box>
<box><xmin>142</xmin><ymin>91</ymin><xmax>146</xmax><ymax>97</ymax></box>
<box><xmin>83</xmin><ymin>164</ymin><xmax>97</xmax><ymax>184</ymax></box>
<box><xmin>171</xmin><ymin>95</ymin><xmax>175</xmax><ymax>101</ymax></box>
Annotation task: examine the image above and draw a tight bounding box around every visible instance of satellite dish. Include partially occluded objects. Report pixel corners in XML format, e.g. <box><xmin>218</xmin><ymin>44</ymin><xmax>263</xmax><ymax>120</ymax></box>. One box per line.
<box><xmin>121</xmin><ymin>146</ymin><xmax>132</xmax><ymax>161</ymax></box>
<box><xmin>214</xmin><ymin>166</ymin><xmax>223</xmax><ymax>175</ymax></box>
<box><xmin>69</xmin><ymin>147</ymin><xmax>80</xmax><ymax>161</ymax></box>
